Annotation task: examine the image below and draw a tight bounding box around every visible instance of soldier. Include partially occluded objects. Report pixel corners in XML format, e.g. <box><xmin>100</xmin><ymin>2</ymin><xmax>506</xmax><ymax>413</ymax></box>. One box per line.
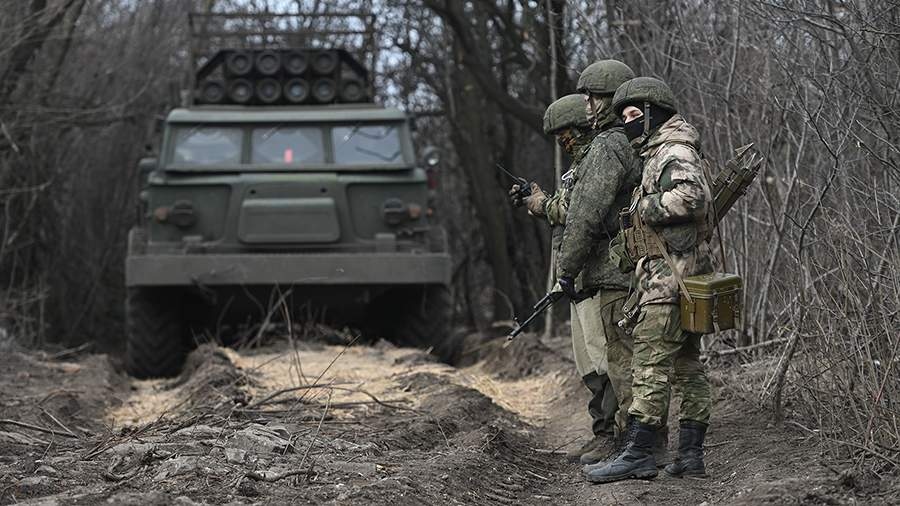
<box><xmin>584</xmin><ymin>77</ymin><xmax>714</xmax><ymax>484</ymax></box>
<box><xmin>511</xmin><ymin>60</ymin><xmax>645</xmax><ymax>466</ymax></box>
<box><xmin>510</xmin><ymin>93</ymin><xmax>620</xmax><ymax>461</ymax></box>
<box><xmin>556</xmin><ymin>60</ymin><xmax>649</xmax><ymax>465</ymax></box>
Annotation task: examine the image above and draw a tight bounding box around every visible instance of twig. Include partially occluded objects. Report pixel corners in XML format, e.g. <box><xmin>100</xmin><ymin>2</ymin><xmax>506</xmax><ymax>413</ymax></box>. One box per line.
<box><xmin>0</xmin><ymin>419</ymin><xmax>79</xmax><ymax>438</ymax></box>
<box><xmin>524</xmin><ymin>470</ymin><xmax>550</xmax><ymax>481</ymax></box>
<box><xmin>295</xmin><ymin>336</ymin><xmax>360</xmax><ymax>406</ymax></box>
<box><xmin>0</xmin><ymin>119</ymin><xmax>20</xmax><ymax>154</ymax></box>
<box><xmin>40</xmin><ymin>408</ymin><xmax>81</xmax><ymax>438</ymax></box>
<box><xmin>243</xmin><ymin>382</ymin><xmax>351</xmax><ymax>410</ymax></box>
<box><xmin>45</xmin><ymin>342</ymin><xmax>93</xmax><ymax>361</ymax></box>
<box><xmin>701</xmin><ymin>338</ymin><xmax>789</xmax><ymax>359</ymax></box>
<box><xmin>246</xmin><ymin>392</ymin><xmax>332</xmax><ymax>482</ymax></box>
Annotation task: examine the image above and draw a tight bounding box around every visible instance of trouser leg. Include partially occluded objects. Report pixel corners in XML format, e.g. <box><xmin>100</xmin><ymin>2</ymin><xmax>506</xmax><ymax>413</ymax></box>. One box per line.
<box><xmin>628</xmin><ymin>303</ymin><xmax>685</xmax><ymax>427</ymax></box>
<box><xmin>674</xmin><ymin>333</ymin><xmax>712</xmax><ymax>425</ymax></box>
<box><xmin>583</xmin><ymin>371</ymin><xmax>616</xmax><ymax>436</ymax></box>
<box><xmin>602</xmin><ymin>289</ymin><xmax>633</xmax><ymax>436</ymax></box>
<box><xmin>573</xmin><ymin>296</ymin><xmax>616</xmax><ymax>435</ymax></box>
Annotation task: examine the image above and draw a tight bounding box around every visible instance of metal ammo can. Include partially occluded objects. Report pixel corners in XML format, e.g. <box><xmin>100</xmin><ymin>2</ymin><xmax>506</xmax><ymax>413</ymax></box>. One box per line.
<box><xmin>680</xmin><ymin>273</ymin><xmax>743</xmax><ymax>334</ymax></box>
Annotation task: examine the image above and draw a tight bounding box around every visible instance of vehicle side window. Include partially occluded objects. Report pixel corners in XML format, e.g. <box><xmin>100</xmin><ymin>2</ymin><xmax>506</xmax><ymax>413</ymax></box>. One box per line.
<box><xmin>332</xmin><ymin>124</ymin><xmax>403</xmax><ymax>164</ymax></box>
<box><xmin>251</xmin><ymin>126</ymin><xmax>326</xmax><ymax>164</ymax></box>
<box><xmin>171</xmin><ymin>126</ymin><xmax>242</xmax><ymax>165</ymax></box>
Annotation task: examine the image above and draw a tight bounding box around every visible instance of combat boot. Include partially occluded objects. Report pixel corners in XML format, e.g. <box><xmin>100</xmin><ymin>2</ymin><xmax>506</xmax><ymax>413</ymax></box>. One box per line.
<box><xmin>581</xmin><ymin>422</ymin><xmax>631</xmax><ymax>473</ymax></box>
<box><xmin>579</xmin><ymin>434</ymin><xmax>618</xmax><ymax>465</ymax></box>
<box><xmin>584</xmin><ymin>420</ymin><xmax>658</xmax><ymax>483</ymax></box>
<box><xmin>566</xmin><ymin>435</ymin><xmax>605</xmax><ymax>463</ymax></box>
<box><xmin>653</xmin><ymin>424</ymin><xmax>671</xmax><ymax>467</ymax></box>
<box><xmin>664</xmin><ymin>420</ymin><xmax>708</xmax><ymax>478</ymax></box>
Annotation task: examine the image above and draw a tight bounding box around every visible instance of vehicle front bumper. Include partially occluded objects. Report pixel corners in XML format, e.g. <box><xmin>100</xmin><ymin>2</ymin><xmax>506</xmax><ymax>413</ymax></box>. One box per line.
<box><xmin>125</xmin><ymin>252</ymin><xmax>451</xmax><ymax>287</ymax></box>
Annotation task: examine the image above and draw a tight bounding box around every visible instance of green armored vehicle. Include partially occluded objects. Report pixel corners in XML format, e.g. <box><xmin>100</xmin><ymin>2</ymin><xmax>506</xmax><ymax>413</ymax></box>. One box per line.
<box><xmin>125</xmin><ymin>12</ymin><xmax>454</xmax><ymax>378</ymax></box>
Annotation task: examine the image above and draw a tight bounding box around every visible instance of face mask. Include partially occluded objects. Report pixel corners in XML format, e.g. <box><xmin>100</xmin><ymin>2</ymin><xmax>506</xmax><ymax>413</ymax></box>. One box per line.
<box><xmin>622</xmin><ymin>103</ymin><xmax>675</xmax><ymax>148</ymax></box>
<box><xmin>584</xmin><ymin>96</ymin><xmax>596</xmax><ymax>128</ymax></box>
<box><xmin>623</xmin><ymin>115</ymin><xmax>645</xmax><ymax>142</ymax></box>
<box><xmin>556</xmin><ymin>129</ymin><xmax>577</xmax><ymax>155</ymax></box>
<box><xmin>586</xmin><ymin>95</ymin><xmax>614</xmax><ymax>129</ymax></box>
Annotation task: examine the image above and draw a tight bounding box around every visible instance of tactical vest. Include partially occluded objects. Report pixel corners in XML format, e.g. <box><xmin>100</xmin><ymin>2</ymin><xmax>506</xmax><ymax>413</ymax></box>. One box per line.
<box><xmin>619</xmin><ymin>141</ymin><xmax>714</xmax><ymax>263</ymax></box>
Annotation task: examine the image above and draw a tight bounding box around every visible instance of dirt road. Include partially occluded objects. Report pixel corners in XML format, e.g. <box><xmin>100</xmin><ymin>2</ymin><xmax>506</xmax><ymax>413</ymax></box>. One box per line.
<box><xmin>0</xmin><ymin>336</ymin><xmax>896</xmax><ymax>505</ymax></box>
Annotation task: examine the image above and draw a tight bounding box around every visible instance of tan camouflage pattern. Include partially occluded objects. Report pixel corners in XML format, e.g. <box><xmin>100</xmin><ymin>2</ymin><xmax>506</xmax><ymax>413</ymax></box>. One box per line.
<box><xmin>543</xmin><ymin>181</ymin><xmax>570</xmax><ymax>227</ymax></box>
<box><xmin>628</xmin><ymin>303</ymin><xmax>711</xmax><ymax>426</ymax></box>
<box><xmin>631</xmin><ymin>115</ymin><xmax>715</xmax><ymax>306</ymax></box>
<box><xmin>556</xmin><ymin>125</ymin><xmax>641</xmax><ymax>291</ymax></box>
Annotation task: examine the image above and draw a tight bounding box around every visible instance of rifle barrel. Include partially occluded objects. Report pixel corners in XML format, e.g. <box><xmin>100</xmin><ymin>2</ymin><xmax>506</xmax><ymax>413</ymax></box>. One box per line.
<box><xmin>508</xmin><ymin>292</ymin><xmax>562</xmax><ymax>339</ymax></box>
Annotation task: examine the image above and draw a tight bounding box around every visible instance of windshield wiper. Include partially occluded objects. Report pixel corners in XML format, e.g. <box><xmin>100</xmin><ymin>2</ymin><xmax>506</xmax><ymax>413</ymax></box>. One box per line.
<box><xmin>356</xmin><ymin>125</ymin><xmax>395</xmax><ymax>140</ymax></box>
<box><xmin>339</xmin><ymin>123</ymin><xmax>362</xmax><ymax>145</ymax></box>
<box><xmin>354</xmin><ymin>146</ymin><xmax>401</xmax><ymax>162</ymax></box>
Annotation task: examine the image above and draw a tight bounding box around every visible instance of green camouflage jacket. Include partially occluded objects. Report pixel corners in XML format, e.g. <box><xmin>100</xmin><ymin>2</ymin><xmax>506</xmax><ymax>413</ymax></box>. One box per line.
<box><xmin>555</xmin><ymin>124</ymin><xmax>641</xmax><ymax>291</ymax></box>
<box><xmin>632</xmin><ymin>114</ymin><xmax>715</xmax><ymax>306</ymax></box>
<box><xmin>543</xmin><ymin>133</ymin><xmax>592</xmax><ymax>271</ymax></box>
<box><xmin>543</xmin><ymin>134</ymin><xmax>595</xmax><ymax>228</ymax></box>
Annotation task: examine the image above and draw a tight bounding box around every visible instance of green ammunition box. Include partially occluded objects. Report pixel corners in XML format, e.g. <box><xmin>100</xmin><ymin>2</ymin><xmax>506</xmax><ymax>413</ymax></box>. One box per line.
<box><xmin>680</xmin><ymin>273</ymin><xmax>743</xmax><ymax>334</ymax></box>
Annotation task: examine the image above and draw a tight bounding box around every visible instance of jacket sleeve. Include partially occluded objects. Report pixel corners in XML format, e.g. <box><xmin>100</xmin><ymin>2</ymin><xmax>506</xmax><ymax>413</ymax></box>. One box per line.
<box><xmin>639</xmin><ymin>160</ymin><xmax>710</xmax><ymax>226</ymax></box>
<box><xmin>556</xmin><ymin>138</ymin><xmax>626</xmax><ymax>279</ymax></box>
<box><xmin>543</xmin><ymin>188</ymin><xmax>567</xmax><ymax>227</ymax></box>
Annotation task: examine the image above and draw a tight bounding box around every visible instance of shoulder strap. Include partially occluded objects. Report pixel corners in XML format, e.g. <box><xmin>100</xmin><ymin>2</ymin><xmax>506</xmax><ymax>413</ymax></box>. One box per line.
<box><xmin>645</xmin><ymin>227</ymin><xmax>694</xmax><ymax>305</ymax></box>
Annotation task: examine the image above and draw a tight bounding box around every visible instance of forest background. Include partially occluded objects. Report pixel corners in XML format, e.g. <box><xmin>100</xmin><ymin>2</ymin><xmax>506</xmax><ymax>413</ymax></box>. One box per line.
<box><xmin>0</xmin><ymin>0</ymin><xmax>897</xmax><ymax>474</ymax></box>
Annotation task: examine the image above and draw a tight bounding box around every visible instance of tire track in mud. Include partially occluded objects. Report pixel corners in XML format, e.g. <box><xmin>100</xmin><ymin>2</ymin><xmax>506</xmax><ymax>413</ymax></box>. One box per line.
<box><xmin>0</xmin><ymin>340</ymin><xmax>897</xmax><ymax>505</ymax></box>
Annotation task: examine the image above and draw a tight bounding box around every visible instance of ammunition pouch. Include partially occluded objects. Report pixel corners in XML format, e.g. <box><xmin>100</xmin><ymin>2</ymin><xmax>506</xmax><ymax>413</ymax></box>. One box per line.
<box><xmin>609</xmin><ymin>229</ymin><xmax>635</xmax><ymax>274</ymax></box>
<box><xmin>618</xmin><ymin>206</ymin><xmax>663</xmax><ymax>263</ymax></box>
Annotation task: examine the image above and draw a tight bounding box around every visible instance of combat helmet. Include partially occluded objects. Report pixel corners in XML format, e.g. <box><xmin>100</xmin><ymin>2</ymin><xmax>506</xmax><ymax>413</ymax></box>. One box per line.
<box><xmin>543</xmin><ymin>93</ymin><xmax>591</xmax><ymax>135</ymax></box>
<box><xmin>611</xmin><ymin>76</ymin><xmax>677</xmax><ymax>115</ymax></box>
<box><xmin>576</xmin><ymin>60</ymin><xmax>635</xmax><ymax>96</ymax></box>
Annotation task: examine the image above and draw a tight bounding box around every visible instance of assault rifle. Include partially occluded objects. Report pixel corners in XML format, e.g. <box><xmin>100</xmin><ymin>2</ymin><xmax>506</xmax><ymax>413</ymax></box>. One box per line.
<box><xmin>506</xmin><ymin>286</ymin><xmax>599</xmax><ymax>342</ymax></box>
<box><xmin>709</xmin><ymin>144</ymin><xmax>763</xmax><ymax>222</ymax></box>
<box><xmin>496</xmin><ymin>163</ymin><xmax>533</xmax><ymax>203</ymax></box>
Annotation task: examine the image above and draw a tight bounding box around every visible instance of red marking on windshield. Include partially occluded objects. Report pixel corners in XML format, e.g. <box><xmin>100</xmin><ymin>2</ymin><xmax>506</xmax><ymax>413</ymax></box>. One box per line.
<box><xmin>284</xmin><ymin>148</ymin><xmax>294</xmax><ymax>163</ymax></box>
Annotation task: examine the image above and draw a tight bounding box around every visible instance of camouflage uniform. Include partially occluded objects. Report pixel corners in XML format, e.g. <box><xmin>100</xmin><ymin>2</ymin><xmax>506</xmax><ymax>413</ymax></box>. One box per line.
<box><xmin>626</xmin><ymin>114</ymin><xmax>714</xmax><ymax>427</ymax></box>
<box><xmin>560</xmin><ymin>60</ymin><xmax>641</xmax><ymax>442</ymax></box>
<box><xmin>540</xmin><ymin>99</ymin><xmax>621</xmax><ymax>438</ymax></box>
<box><xmin>554</xmin><ymin>119</ymin><xmax>640</xmax><ymax>435</ymax></box>
<box><xmin>584</xmin><ymin>77</ymin><xmax>714</xmax><ymax>484</ymax></box>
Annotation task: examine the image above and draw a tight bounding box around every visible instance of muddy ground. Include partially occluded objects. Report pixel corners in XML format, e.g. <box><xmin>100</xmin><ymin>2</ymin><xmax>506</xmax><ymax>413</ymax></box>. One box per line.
<box><xmin>1</xmin><ymin>334</ymin><xmax>897</xmax><ymax>505</ymax></box>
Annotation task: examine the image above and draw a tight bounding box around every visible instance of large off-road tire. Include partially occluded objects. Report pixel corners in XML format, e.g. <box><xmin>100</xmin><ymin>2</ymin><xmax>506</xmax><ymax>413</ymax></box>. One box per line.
<box><xmin>368</xmin><ymin>284</ymin><xmax>461</xmax><ymax>364</ymax></box>
<box><xmin>125</xmin><ymin>287</ymin><xmax>189</xmax><ymax>378</ymax></box>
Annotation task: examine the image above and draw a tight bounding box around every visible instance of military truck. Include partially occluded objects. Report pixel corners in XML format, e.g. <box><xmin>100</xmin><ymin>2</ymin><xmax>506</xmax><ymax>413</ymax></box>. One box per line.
<box><xmin>125</xmin><ymin>12</ymin><xmax>454</xmax><ymax>378</ymax></box>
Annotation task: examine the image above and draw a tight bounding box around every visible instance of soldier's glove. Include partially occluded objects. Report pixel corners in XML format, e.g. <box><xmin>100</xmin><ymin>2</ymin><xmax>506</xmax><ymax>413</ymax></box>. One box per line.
<box><xmin>524</xmin><ymin>183</ymin><xmax>547</xmax><ymax>216</ymax></box>
<box><xmin>558</xmin><ymin>276</ymin><xmax>578</xmax><ymax>300</ymax></box>
<box><xmin>508</xmin><ymin>184</ymin><xmax>525</xmax><ymax>207</ymax></box>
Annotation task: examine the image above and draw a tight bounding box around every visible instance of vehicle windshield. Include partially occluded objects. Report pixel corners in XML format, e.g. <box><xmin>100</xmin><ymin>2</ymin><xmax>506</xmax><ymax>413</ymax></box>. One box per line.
<box><xmin>171</xmin><ymin>126</ymin><xmax>242</xmax><ymax>165</ymax></box>
<box><xmin>332</xmin><ymin>123</ymin><xmax>403</xmax><ymax>165</ymax></box>
<box><xmin>251</xmin><ymin>125</ymin><xmax>325</xmax><ymax>164</ymax></box>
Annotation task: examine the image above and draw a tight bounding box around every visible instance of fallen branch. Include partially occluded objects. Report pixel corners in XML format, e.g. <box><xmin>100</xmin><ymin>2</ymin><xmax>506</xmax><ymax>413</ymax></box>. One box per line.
<box><xmin>702</xmin><ymin>338</ymin><xmax>790</xmax><ymax>359</ymax></box>
<box><xmin>0</xmin><ymin>419</ymin><xmax>80</xmax><ymax>438</ymax></box>
<box><xmin>40</xmin><ymin>408</ymin><xmax>80</xmax><ymax>438</ymax></box>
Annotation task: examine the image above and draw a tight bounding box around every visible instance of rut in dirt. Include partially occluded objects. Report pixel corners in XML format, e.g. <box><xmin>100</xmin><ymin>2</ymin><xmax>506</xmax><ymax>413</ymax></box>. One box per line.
<box><xmin>1</xmin><ymin>338</ymin><xmax>898</xmax><ymax>505</ymax></box>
